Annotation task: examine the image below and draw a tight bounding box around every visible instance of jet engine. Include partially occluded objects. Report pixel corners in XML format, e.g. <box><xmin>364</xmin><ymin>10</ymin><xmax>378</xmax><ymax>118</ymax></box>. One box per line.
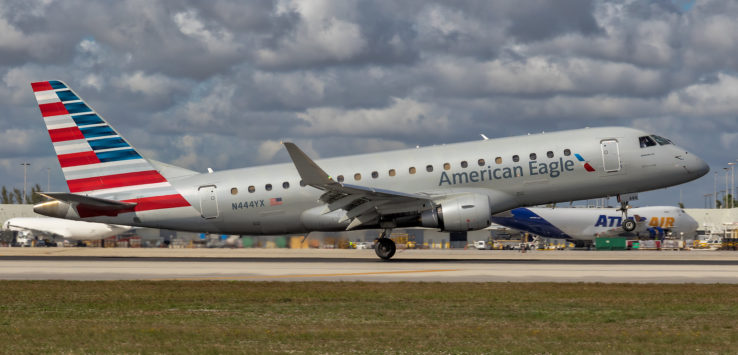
<box><xmin>420</xmin><ymin>194</ymin><xmax>491</xmax><ymax>232</ymax></box>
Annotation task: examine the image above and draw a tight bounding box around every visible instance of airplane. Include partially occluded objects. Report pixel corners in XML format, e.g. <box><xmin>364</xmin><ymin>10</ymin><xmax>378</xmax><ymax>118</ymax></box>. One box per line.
<box><xmin>28</xmin><ymin>80</ymin><xmax>709</xmax><ymax>259</ymax></box>
<box><xmin>2</xmin><ymin>217</ymin><xmax>133</xmax><ymax>244</ymax></box>
<box><xmin>489</xmin><ymin>206</ymin><xmax>699</xmax><ymax>243</ymax></box>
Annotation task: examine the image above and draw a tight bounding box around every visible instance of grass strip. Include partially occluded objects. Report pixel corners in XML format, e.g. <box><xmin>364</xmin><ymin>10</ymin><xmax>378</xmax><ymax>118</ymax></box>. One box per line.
<box><xmin>0</xmin><ymin>281</ymin><xmax>736</xmax><ymax>354</ymax></box>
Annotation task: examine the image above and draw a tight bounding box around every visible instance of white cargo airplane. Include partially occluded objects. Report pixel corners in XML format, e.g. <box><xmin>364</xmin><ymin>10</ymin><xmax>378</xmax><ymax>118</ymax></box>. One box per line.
<box><xmin>29</xmin><ymin>80</ymin><xmax>709</xmax><ymax>259</ymax></box>
<box><xmin>2</xmin><ymin>217</ymin><xmax>133</xmax><ymax>242</ymax></box>
<box><xmin>490</xmin><ymin>206</ymin><xmax>699</xmax><ymax>242</ymax></box>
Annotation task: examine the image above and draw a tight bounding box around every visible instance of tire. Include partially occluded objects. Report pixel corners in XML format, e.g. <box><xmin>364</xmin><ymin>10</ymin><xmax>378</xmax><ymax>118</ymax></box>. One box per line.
<box><xmin>622</xmin><ymin>219</ymin><xmax>636</xmax><ymax>232</ymax></box>
<box><xmin>375</xmin><ymin>238</ymin><xmax>396</xmax><ymax>260</ymax></box>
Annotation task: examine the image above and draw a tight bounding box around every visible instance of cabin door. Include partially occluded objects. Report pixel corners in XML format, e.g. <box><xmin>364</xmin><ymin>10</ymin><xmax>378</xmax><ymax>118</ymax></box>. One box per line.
<box><xmin>198</xmin><ymin>185</ymin><xmax>219</xmax><ymax>219</ymax></box>
<box><xmin>600</xmin><ymin>140</ymin><xmax>621</xmax><ymax>172</ymax></box>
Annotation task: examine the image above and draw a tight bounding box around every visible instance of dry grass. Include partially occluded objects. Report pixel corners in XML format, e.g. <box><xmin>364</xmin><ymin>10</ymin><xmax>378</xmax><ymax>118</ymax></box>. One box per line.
<box><xmin>0</xmin><ymin>281</ymin><xmax>736</xmax><ymax>354</ymax></box>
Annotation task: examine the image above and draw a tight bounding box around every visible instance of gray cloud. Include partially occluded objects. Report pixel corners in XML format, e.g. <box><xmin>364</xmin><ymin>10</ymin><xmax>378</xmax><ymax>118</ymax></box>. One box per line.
<box><xmin>0</xmin><ymin>0</ymin><xmax>735</xmax><ymax>208</ymax></box>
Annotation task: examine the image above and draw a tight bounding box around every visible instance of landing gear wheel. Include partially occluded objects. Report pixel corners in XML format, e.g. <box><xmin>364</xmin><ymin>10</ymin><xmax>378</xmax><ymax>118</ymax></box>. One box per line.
<box><xmin>375</xmin><ymin>238</ymin><xmax>396</xmax><ymax>260</ymax></box>
<box><xmin>622</xmin><ymin>219</ymin><xmax>636</xmax><ymax>232</ymax></box>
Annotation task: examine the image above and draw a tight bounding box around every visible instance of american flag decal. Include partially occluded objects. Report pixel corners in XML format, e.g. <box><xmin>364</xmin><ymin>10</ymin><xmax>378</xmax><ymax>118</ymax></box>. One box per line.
<box><xmin>270</xmin><ymin>197</ymin><xmax>283</xmax><ymax>206</ymax></box>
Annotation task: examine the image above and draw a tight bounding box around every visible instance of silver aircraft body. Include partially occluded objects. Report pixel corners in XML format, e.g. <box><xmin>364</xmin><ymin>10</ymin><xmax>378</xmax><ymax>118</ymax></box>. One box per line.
<box><xmin>490</xmin><ymin>206</ymin><xmax>699</xmax><ymax>241</ymax></box>
<box><xmin>29</xmin><ymin>80</ymin><xmax>709</xmax><ymax>259</ymax></box>
<box><xmin>2</xmin><ymin>217</ymin><xmax>133</xmax><ymax>241</ymax></box>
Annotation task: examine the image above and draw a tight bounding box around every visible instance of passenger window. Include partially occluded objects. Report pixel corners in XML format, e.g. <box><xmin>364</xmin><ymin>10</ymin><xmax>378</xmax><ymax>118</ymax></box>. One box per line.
<box><xmin>248</xmin><ymin>185</ymin><xmax>255</xmax><ymax>193</ymax></box>
<box><xmin>529</xmin><ymin>153</ymin><xmax>537</xmax><ymax>160</ymax></box>
<box><xmin>372</xmin><ymin>171</ymin><xmax>379</xmax><ymax>179</ymax></box>
<box><xmin>337</xmin><ymin>175</ymin><xmax>344</xmax><ymax>182</ymax></box>
<box><xmin>564</xmin><ymin>149</ymin><xmax>571</xmax><ymax>156</ymax></box>
<box><xmin>512</xmin><ymin>155</ymin><xmax>519</xmax><ymax>162</ymax></box>
<box><xmin>495</xmin><ymin>157</ymin><xmax>502</xmax><ymax>164</ymax></box>
<box><xmin>354</xmin><ymin>173</ymin><xmax>361</xmax><ymax>181</ymax></box>
<box><xmin>230</xmin><ymin>187</ymin><xmax>238</xmax><ymax>195</ymax></box>
<box><xmin>547</xmin><ymin>151</ymin><xmax>554</xmax><ymax>158</ymax></box>
<box><xmin>282</xmin><ymin>182</ymin><xmax>289</xmax><ymax>189</ymax></box>
<box><xmin>389</xmin><ymin>169</ymin><xmax>396</xmax><ymax>177</ymax></box>
<box><xmin>426</xmin><ymin>165</ymin><xmax>433</xmax><ymax>172</ymax></box>
<box><xmin>409</xmin><ymin>167</ymin><xmax>416</xmax><ymax>174</ymax></box>
<box><xmin>265</xmin><ymin>184</ymin><xmax>272</xmax><ymax>191</ymax></box>
<box><xmin>478</xmin><ymin>159</ymin><xmax>485</xmax><ymax>166</ymax></box>
<box><xmin>461</xmin><ymin>161</ymin><xmax>468</xmax><ymax>168</ymax></box>
<box><xmin>443</xmin><ymin>163</ymin><xmax>450</xmax><ymax>170</ymax></box>
<box><xmin>639</xmin><ymin>136</ymin><xmax>657</xmax><ymax>148</ymax></box>
<box><xmin>299</xmin><ymin>180</ymin><xmax>306</xmax><ymax>187</ymax></box>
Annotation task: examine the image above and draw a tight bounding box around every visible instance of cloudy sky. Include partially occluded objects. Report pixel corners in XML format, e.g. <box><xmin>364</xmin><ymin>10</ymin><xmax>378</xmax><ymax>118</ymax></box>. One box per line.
<box><xmin>0</xmin><ymin>0</ymin><xmax>735</xmax><ymax>208</ymax></box>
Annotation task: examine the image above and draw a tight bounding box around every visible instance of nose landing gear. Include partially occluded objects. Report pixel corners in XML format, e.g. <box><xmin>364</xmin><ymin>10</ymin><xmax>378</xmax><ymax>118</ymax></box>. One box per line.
<box><xmin>617</xmin><ymin>193</ymin><xmax>638</xmax><ymax>232</ymax></box>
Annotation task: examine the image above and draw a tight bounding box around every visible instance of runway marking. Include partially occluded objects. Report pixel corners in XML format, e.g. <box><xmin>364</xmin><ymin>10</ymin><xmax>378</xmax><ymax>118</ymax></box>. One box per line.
<box><xmin>152</xmin><ymin>269</ymin><xmax>461</xmax><ymax>281</ymax></box>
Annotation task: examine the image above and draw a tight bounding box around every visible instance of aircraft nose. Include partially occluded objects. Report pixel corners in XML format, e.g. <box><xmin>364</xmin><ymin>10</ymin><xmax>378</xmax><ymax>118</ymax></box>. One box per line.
<box><xmin>687</xmin><ymin>152</ymin><xmax>710</xmax><ymax>177</ymax></box>
<box><xmin>682</xmin><ymin>213</ymin><xmax>699</xmax><ymax>236</ymax></box>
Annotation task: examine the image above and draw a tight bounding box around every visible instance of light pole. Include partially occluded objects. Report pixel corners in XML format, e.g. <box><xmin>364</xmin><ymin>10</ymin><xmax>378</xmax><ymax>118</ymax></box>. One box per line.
<box><xmin>725</xmin><ymin>168</ymin><xmax>730</xmax><ymax>209</ymax></box>
<box><xmin>714</xmin><ymin>171</ymin><xmax>718</xmax><ymax>209</ymax></box>
<box><xmin>729</xmin><ymin>162</ymin><xmax>736</xmax><ymax>208</ymax></box>
<box><xmin>20</xmin><ymin>162</ymin><xmax>30</xmax><ymax>204</ymax></box>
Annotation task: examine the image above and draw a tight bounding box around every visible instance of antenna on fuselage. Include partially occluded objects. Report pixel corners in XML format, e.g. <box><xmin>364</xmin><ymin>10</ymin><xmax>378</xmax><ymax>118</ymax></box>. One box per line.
<box><xmin>480</xmin><ymin>134</ymin><xmax>489</xmax><ymax>140</ymax></box>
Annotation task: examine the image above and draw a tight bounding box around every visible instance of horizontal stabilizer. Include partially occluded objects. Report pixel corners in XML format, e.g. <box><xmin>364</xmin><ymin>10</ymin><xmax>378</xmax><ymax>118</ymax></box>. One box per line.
<box><xmin>36</xmin><ymin>192</ymin><xmax>137</xmax><ymax>218</ymax></box>
<box><xmin>39</xmin><ymin>192</ymin><xmax>136</xmax><ymax>208</ymax></box>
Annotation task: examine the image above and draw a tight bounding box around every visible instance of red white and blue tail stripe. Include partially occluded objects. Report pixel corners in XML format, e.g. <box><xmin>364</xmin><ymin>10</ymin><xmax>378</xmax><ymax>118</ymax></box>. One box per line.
<box><xmin>32</xmin><ymin>80</ymin><xmax>190</xmax><ymax>215</ymax></box>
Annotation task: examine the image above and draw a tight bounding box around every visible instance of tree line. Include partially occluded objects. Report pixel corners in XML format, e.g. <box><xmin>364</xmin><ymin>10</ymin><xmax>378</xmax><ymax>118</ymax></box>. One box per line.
<box><xmin>716</xmin><ymin>194</ymin><xmax>737</xmax><ymax>209</ymax></box>
<box><xmin>1</xmin><ymin>184</ymin><xmax>45</xmax><ymax>204</ymax></box>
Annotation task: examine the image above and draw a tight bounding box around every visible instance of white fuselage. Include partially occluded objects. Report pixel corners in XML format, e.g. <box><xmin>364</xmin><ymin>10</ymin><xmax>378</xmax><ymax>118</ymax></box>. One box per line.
<box><xmin>58</xmin><ymin>127</ymin><xmax>708</xmax><ymax>235</ymax></box>
<box><xmin>2</xmin><ymin>217</ymin><xmax>132</xmax><ymax>241</ymax></box>
<box><xmin>490</xmin><ymin>206</ymin><xmax>699</xmax><ymax>241</ymax></box>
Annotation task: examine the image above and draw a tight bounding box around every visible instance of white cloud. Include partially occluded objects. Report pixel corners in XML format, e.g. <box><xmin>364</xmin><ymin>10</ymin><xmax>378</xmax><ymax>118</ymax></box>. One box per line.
<box><xmin>257</xmin><ymin>140</ymin><xmax>284</xmax><ymax>163</ymax></box>
<box><xmin>0</xmin><ymin>15</ymin><xmax>26</xmax><ymax>51</ymax></box>
<box><xmin>114</xmin><ymin>71</ymin><xmax>178</xmax><ymax>97</ymax></box>
<box><xmin>172</xmin><ymin>9</ymin><xmax>238</xmax><ymax>55</ymax></box>
<box><xmin>82</xmin><ymin>74</ymin><xmax>103</xmax><ymax>90</ymax></box>
<box><xmin>296</xmin><ymin>98</ymin><xmax>449</xmax><ymax>136</ymax></box>
<box><xmin>426</xmin><ymin>56</ymin><xmax>663</xmax><ymax>96</ymax></box>
<box><xmin>664</xmin><ymin>73</ymin><xmax>738</xmax><ymax>116</ymax></box>
<box><xmin>719</xmin><ymin>132</ymin><xmax>738</xmax><ymax>150</ymax></box>
<box><xmin>256</xmin><ymin>0</ymin><xmax>366</xmax><ymax>67</ymax></box>
<box><xmin>170</xmin><ymin>134</ymin><xmax>201</xmax><ymax>168</ymax></box>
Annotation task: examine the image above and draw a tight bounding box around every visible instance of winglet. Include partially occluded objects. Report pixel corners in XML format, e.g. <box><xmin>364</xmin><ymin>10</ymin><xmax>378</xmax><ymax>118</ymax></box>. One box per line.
<box><xmin>283</xmin><ymin>142</ymin><xmax>334</xmax><ymax>186</ymax></box>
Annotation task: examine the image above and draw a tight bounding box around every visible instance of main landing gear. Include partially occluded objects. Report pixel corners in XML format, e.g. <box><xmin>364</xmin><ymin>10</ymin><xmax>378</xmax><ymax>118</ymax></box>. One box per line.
<box><xmin>375</xmin><ymin>228</ymin><xmax>396</xmax><ymax>260</ymax></box>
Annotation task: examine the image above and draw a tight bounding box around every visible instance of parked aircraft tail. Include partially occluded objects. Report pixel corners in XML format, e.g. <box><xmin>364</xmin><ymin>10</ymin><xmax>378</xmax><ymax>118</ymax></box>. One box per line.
<box><xmin>31</xmin><ymin>80</ymin><xmax>191</xmax><ymax>217</ymax></box>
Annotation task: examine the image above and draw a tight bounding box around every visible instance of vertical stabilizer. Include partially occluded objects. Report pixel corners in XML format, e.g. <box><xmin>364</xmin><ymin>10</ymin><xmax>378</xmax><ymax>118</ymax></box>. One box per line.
<box><xmin>31</xmin><ymin>80</ymin><xmax>190</xmax><ymax>215</ymax></box>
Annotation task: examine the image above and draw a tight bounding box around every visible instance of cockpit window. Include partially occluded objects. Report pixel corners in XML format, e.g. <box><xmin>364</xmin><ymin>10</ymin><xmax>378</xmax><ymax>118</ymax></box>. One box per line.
<box><xmin>638</xmin><ymin>136</ymin><xmax>657</xmax><ymax>148</ymax></box>
<box><xmin>651</xmin><ymin>135</ymin><xmax>672</xmax><ymax>145</ymax></box>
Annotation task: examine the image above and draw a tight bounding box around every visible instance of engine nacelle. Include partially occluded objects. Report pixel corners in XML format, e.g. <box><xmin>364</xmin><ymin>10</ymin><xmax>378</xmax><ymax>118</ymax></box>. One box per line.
<box><xmin>420</xmin><ymin>194</ymin><xmax>491</xmax><ymax>232</ymax></box>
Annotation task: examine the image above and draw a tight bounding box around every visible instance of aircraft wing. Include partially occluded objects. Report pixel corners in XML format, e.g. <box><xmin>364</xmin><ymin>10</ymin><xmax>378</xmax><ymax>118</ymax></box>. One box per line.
<box><xmin>284</xmin><ymin>142</ymin><xmax>434</xmax><ymax>230</ymax></box>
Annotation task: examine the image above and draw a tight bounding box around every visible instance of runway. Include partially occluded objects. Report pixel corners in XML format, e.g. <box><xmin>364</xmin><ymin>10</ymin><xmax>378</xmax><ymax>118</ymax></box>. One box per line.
<box><xmin>2</xmin><ymin>248</ymin><xmax>737</xmax><ymax>282</ymax></box>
